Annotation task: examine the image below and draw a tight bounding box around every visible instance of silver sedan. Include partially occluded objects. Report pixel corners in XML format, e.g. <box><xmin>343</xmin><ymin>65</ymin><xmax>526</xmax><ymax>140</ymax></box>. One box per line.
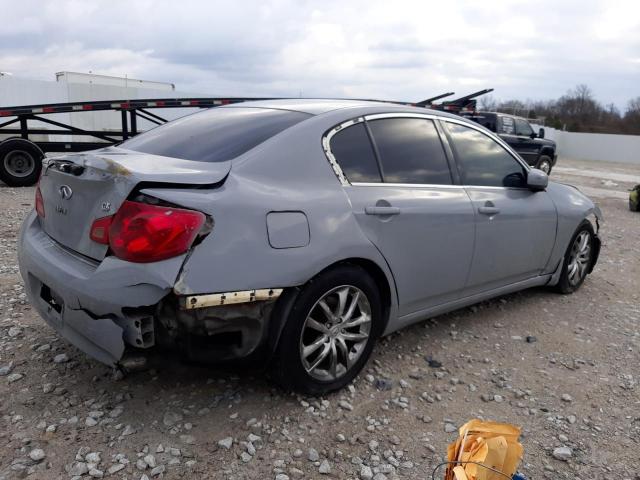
<box><xmin>18</xmin><ymin>99</ymin><xmax>602</xmax><ymax>394</ymax></box>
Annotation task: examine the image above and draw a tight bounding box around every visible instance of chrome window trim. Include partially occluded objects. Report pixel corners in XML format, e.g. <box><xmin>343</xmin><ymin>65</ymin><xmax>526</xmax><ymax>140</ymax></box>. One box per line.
<box><xmin>323</xmin><ymin>112</ymin><xmax>454</xmax><ymax>187</ymax></box>
<box><xmin>351</xmin><ymin>182</ymin><xmax>464</xmax><ymax>189</ymax></box>
<box><xmin>351</xmin><ymin>182</ymin><xmax>527</xmax><ymax>191</ymax></box>
<box><xmin>322</xmin><ymin>112</ymin><xmax>531</xmax><ymax>189</ymax></box>
<box><xmin>322</xmin><ymin>117</ymin><xmax>366</xmax><ymax>186</ymax></box>
<box><xmin>364</xmin><ymin>112</ymin><xmax>443</xmax><ymax>122</ymax></box>
<box><xmin>439</xmin><ymin>117</ymin><xmax>531</xmax><ymax>172</ymax></box>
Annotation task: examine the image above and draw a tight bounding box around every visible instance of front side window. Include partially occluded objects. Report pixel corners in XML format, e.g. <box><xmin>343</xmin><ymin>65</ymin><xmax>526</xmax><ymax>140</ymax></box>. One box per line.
<box><xmin>446</xmin><ymin>123</ymin><xmax>527</xmax><ymax>188</ymax></box>
<box><xmin>329</xmin><ymin>122</ymin><xmax>382</xmax><ymax>183</ymax></box>
<box><xmin>515</xmin><ymin>119</ymin><xmax>534</xmax><ymax>137</ymax></box>
<box><xmin>500</xmin><ymin>116</ymin><xmax>515</xmax><ymax>134</ymax></box>
<box><xmin>367</xmin><ymin>118</ymin><xmax>452</xmax><ymax>185</ymax></box>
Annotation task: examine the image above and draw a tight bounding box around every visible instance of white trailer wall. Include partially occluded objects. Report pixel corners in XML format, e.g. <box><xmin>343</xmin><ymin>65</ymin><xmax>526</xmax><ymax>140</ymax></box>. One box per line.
<box><xmin>532</xmin><ymin>124</ymin><xmax>640</xmax><ymax>165</ymax></box>
<box><xmin>0</xmin><ymin>74</ymin><xmax>210</xmax><ymax>142</ymax></box>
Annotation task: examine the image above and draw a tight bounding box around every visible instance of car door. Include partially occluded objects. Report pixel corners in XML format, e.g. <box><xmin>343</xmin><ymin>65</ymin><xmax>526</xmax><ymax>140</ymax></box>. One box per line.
<box><xmin>514</xmin><ymin>118</ymin><xmax>539</xmax><ymax>166</ymax></box>
<box><xmin>498</xmin><ymin>116</ymin><xmax>528</xmax><ymax>163</ymax></box>
<box><xmin>442</xmin><ymin>120</ymin><xmax>557</xmax><ymax>293</ymax></box>
<box><xmin>326</xmin><ymin>114</ymin><xmax>476</xmax><ymax>316</ymax></box>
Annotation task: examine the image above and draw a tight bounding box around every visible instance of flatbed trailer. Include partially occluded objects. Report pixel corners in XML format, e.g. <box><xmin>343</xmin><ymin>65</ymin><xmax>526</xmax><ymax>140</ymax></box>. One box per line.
<box><xmin>0</xmin><ymin>90</ymin><xmax>492</xmax><ymax>186</ymax></box>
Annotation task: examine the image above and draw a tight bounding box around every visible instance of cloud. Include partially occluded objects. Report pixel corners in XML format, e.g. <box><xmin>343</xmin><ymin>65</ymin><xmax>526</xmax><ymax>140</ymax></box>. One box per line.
<box><xmin>0</xmin><ymin>0</ymin><xmax>638</xmax><ymax>107</ymax></box>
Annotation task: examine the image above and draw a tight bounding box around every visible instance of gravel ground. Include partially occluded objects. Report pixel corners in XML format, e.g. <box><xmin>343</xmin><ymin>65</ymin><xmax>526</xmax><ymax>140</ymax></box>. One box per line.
<box><xmin>1</xmin><ymin>158</ymin><xmax>639</xmax><ymax>480</ymax></box>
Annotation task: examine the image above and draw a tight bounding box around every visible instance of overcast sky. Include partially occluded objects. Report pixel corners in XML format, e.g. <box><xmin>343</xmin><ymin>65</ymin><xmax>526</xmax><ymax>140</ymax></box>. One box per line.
<box><xmin>1</xmin><ymin>0</ymin><xmax>638</xmax><ymax>109</ymax></box>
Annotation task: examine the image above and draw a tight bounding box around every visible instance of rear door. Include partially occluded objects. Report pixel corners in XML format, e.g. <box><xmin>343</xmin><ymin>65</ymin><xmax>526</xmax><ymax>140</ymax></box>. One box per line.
<box><xmin>328</xmin><ymin>114</ymin><xmax>476</xmax><ymax>316</ymax></box>
<box><xmin>442</xmin><ymin>120</ymin><xmax>557</xmax><ymax>293</ymax></box>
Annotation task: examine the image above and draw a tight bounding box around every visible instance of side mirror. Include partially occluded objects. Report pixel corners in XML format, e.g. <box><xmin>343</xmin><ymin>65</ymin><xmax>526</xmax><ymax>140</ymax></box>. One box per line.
<box><xmin>538</xmin><ymin>127</ymin><xmax>545</xmax><ymax>139</ymax></box>
<box><xmin>527</xmin><ymin>169</ymin><xmax>548</xmax><ymax>191</ymax></box>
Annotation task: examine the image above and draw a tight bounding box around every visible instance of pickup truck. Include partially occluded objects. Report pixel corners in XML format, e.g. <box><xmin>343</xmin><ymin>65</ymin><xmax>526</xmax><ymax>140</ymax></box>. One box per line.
<box><xmin>464</xmin><ymin>111</ymin><xmax>557</xmax><ymax>174</ymax></box>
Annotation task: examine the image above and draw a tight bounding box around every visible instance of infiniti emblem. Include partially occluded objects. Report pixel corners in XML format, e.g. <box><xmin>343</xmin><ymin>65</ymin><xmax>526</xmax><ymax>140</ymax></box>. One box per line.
<box><xmin>59</xmin><ymin>185</ymin><xmax>73</xmax><ymax>200</ymax></box>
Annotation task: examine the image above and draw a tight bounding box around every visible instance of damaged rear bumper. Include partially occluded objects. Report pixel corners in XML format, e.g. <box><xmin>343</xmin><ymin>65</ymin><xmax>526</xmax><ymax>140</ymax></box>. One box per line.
<box><xmin>18</xmin><ymin>212</ymin><xmax>286</xmax><ymax>367</ymax></box>
<box><xmin>18</xmin><ymin>212</ymin><xmax>183</xmax><ymax>366</ymax></box>
<box><xmin>29</xmin><ymin>289</ymin><xmax>125</xmax><ymax>365</ymax></box>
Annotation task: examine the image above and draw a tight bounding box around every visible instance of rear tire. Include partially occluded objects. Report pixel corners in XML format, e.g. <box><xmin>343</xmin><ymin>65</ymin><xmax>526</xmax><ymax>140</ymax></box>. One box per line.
<box><xmin>536</xmin><ymin>155</ymin><xmax>553</xmax><ymax>175</ymax></box>
<box><xmin>554</xmin><ymin>221</ymin><xmax>595</xmax><ymax>294</ymax></box>
<box><xmin>0</xmin><ymin>139</ymin><xmax>43</xmax><ymax>187</ymax></box>
<box><xmin>271</xmin><ymin>265</ymin><xmax>382</xmax><ymax>395</ymax></box>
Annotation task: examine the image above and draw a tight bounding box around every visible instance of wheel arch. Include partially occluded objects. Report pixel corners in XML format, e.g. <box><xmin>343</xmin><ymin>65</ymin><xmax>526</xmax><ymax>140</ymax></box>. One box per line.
<box><xmin>326</xmin><ymin>257</ymin><xmax>394</xmax><ymax>333</ymax></box>
<box><xmin>539</xmin><ymin>146</ymin><xmax>555</xmax><ymax>157</ymax></box>
<box><xmin>0</xmin><ymin>136</ymin><xmax>44</xmax><ymax>157</ymax></box>
<box><xmin>266</xmin><ymin>256</ymin><xmax>396</xmax><ymax>362</ymax></box>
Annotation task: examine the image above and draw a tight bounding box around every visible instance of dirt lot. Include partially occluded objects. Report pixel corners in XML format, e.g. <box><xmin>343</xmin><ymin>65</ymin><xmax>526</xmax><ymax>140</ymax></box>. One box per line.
<box><xmin>1</xmin><ymin>158</ymin><xmax>639</xmax><ymax>480</ymax></box>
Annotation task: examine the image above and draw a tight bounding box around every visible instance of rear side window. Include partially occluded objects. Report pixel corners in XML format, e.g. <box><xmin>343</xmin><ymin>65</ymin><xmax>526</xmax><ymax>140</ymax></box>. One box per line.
<box><xmin>368</xmin><ymin>118</ymin><xmax>452</xmax><ymax>185</ymax></box>
<box><xmin>500</xmin><ymin>116</ymin><xmax>515</xmax><ymax>134</ymax></box>
<box><xmin>446</xmin><ymin>123</ymin><xmax>527</xmax><ymax>188</ymax></box>
<box><xmin>330</xmin><ymin>123</ymin><xmax>382</xmax><ymax>182</ymax></box>
<box><xmin>121</xmin><ymin>107</ymin><xmax>311</xmax><ymax>162</ymax></box>
<box><xmin>474</xmin><ymin>114</ymin><xmax>497</xmax><ymax>132</ymax></box>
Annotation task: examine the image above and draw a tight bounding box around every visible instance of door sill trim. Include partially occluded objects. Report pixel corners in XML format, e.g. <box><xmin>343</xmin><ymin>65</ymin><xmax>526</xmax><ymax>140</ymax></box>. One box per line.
<box><xmin>384</xmin><ymin>275</ymin><xmax>551</xmax><ymax>335</ymax></box>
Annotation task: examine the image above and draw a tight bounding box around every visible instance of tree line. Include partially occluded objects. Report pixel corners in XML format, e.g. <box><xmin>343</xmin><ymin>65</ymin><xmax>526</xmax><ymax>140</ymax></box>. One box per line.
<box><xmin>478</xmin><ymin>85</ymin><xmax>640</xmax><ymax>135</ymax></box>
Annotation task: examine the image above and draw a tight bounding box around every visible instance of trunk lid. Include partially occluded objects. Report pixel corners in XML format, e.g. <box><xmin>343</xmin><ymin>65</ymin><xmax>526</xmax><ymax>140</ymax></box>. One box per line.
<box><xmin>38</xmin><ymin>147</ymin><xmax>230</xmax><ymax>261</ymax></box>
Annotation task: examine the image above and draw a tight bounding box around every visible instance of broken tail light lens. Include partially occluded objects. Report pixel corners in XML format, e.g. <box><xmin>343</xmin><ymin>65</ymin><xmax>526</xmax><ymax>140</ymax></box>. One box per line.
<box><xmin>89</xmin><ymin>215</ymin><xmax>113</xmax><ymax>244</ymax></box>
<box><xmin>35</xmin><ymin>186</ymin><xmax>45</xmax><ymax>218</ymax></box>
<box><xmin>107</xmin><ymin>200</ymin><xmax>205</xmax><ymax>263</ymax></box>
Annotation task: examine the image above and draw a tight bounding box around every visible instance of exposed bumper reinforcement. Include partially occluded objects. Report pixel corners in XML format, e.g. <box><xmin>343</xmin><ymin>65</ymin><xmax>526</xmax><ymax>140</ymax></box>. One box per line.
<box><xmin>181</xmin><ymin>288</ymin><xmax>283</xmax><ymax>310</ymax></box>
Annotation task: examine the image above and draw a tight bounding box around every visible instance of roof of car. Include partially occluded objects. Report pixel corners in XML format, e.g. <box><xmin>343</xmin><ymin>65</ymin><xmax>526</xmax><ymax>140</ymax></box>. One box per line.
<box><xmin>223</xmin><ymin>98</ymin><xmax>411</xmax><ymax>115</ymax></box>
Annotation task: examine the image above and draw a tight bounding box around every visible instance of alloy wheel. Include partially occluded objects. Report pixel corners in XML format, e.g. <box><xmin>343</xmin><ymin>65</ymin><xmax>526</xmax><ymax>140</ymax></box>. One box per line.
<box><xmin>299</xmin><ymin>285</ymin><xmax>372</xmax><ymax>381</ymax></box>
<box><xmin>567</xmin><ymin>231</ymin><xmax>591</xmax><ymax>286</ymax></box>
<box><xmin>538</xmin><ymin>161</ymin><xmax>551</xmax><ymax>174</ymax></box>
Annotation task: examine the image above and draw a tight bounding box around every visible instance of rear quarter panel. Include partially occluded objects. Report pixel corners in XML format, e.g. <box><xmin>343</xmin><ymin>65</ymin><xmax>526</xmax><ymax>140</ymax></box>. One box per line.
<box><xmin>142</xmin><ymin>108</ymin><xmax>402</xmax><ymax>322</ymax></box>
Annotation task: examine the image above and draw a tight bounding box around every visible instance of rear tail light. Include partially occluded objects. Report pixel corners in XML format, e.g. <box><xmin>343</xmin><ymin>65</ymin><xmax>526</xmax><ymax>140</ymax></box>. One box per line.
<box><xmin>35</xmin><ymin>186</ymin><xmax>45</xmax><ymax>218</ymax></box>
<box><xmin>89</xmin><ymin>200</ymin><xmax>205</xmax><ymax>263</ymax></box>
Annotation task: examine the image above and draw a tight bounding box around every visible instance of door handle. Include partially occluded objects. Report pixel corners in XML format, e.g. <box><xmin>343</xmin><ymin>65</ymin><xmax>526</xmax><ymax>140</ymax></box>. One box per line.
<box><xmin>478</xmin><ymin>206</ymin><xmax>500</xmax><ymax>215</ymax></box>
<box><xmin>365</xmin><ymin>206</ymin><xmax>401</xmax><ymax>216</ymax></box>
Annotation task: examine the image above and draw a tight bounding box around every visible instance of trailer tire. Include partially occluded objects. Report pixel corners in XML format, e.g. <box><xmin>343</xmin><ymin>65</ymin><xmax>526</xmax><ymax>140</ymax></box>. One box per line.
<box><xmin>0</xmin><ymin>139</ymin><xmax>43</xmax><ymax>187</ymax></box>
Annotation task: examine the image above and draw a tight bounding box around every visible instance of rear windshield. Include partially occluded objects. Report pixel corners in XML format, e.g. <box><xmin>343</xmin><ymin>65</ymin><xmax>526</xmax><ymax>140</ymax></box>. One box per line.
<box><xmin>121</xmin><ymin>107</ymin><xmax>311</xmax><ymax>162</ymax></box>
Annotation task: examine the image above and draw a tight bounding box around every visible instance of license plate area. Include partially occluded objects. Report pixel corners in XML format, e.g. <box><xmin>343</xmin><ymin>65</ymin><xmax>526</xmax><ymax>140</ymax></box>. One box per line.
<box><xmin>40</xmin><ymin>283</ymin><xmax>65</xmax><ymax>325</ymax></box>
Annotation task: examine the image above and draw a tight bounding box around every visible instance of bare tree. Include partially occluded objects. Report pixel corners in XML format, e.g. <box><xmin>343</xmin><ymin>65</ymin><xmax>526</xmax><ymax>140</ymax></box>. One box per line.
<box><xmin>497</xmin><ymin>99</ymin><xmax>526</xmax><ymax>115</ymax></box>
<box><xmin>626</xmin><ymin>97</ymin><xmax>640</xmax><ymax>114</ymax></box>
<box><xmin>478</xmin><ymin>94</ymin><xmax>497</xmax><ymax>111</ymax></box>
<box><xmin>624</xmin><ymin>97</ymin><xmax>640</xmax><ymax>131</ymax></box>
<box><xmin>471</xmin><ymin>87</ymin><xmax>639</xmax><ymax>134</ymax></box>
<box><xmin>573</xmin><ymin>84</ymin><xmax>593</xmax><ymax>112</ymax></box>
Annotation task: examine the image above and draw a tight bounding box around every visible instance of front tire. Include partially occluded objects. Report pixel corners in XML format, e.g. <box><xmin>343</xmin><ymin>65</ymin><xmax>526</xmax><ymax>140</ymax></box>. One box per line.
<box><xmin>272</xmin><ymin>265</ymin><xmax>382</xmax><ymax>395</ymax></box>
<box><xmin>536</xmin><ymin>155</ymin><xmax>553</xmax><ymax>175</ymax></box>
<box><xmin>554</xmin><ymin>221</ymin><xmax>595</xmax><ymax>294</ymax></box>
